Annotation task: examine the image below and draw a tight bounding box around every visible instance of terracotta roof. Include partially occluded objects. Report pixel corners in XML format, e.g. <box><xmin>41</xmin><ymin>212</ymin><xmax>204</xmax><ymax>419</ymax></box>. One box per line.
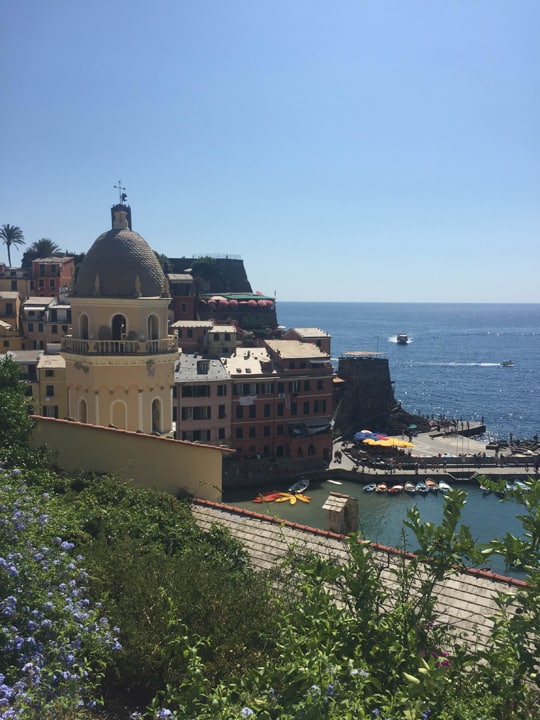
<box><xmin>192</xmin><ymin>499</ymin><xmax>525</xmax><ymax>649</ymax></box>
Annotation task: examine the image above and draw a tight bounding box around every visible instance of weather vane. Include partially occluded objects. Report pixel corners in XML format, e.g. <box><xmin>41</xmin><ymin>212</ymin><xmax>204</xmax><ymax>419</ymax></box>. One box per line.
<box><xmin>114</xmin><ymin>180</ymin><xmax>128</xmax><ymax>204</ymax></box>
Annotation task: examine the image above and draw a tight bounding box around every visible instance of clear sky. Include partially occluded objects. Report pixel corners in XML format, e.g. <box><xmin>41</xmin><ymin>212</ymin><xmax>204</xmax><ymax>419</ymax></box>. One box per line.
<box><xmin>1</xmin><ymin>1</ymin><xmax>539</xmax><ymax>302</ymax></box>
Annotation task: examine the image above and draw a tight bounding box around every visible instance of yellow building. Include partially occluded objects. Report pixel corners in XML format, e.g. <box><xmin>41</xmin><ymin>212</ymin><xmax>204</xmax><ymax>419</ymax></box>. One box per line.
<box><xmin>62</xmin><ymin>204</ymin><xmax>178</xmax><ymax>433</ymax></box>
<box><xmin>34</xmin><ymin>352</ymin><xmax>67</xmax><ymax>419</ymax></box>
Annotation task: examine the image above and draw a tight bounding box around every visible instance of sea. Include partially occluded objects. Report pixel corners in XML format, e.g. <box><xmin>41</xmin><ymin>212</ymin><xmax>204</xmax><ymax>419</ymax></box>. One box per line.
<box><xmin>276</xmin><ymin>301</ymin><xmax>540</xmax><ymax>442</ymax></box>
<box><xmin>224</xmin><ymin>303</ymin><xmax>540</xmax><ymax>578</ymax></box>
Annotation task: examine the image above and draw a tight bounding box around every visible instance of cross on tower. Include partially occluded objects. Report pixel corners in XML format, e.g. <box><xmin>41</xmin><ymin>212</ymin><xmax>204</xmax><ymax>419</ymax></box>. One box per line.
<box><xmin>114</xmin><ymin>181</ymin><xmax>127</xmax><ymax>204</ymax></box>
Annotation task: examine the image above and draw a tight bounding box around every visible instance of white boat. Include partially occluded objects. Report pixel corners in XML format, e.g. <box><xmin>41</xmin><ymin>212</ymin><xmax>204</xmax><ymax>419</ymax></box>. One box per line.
<box><xmin>404</xmin><ymin>481</ymin><xmax>416</xmax><ymax>494</ymax></box>
<box><xmin>500</xmin><ymin>360</ymin><xmax>513</xmax><ymax>367</ymax></box>
<box><xmin>438</xmin><ymin>481</ymin><xmax>452</xmax><ymax>493</ymax></box>
<box><xmin>396</xmin><ymin>333</ymin><xmax>409</xmax><ymax>345</ymax></box>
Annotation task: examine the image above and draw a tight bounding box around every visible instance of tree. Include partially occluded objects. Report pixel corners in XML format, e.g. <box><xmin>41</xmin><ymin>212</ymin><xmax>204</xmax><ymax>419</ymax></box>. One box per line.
<box><xmin>0</xmin><ymin>355</ymin><xmax>36</xmax><ymax>467</ymax></box>
<box><xmin>21</xmin><ymin>237</ymin><xmax>62</xmax><ymax>267</ymax></box>
<box><xmin>0</xmin><ymin>223</ymin><xmax>25</xmax><ymax>266</ymax></box>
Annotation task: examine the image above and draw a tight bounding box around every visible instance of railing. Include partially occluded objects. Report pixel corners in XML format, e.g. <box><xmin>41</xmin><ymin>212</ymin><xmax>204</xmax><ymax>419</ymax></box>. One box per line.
<box><xmin>62</xmin><ymin>336</ymin><xmax>177</xmax><ymax>355</ymax></box>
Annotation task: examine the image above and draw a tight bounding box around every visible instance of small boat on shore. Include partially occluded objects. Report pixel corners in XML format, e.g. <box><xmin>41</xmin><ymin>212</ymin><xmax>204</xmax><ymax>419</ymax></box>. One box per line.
<box><xmin>387</xmin><ymin>484</ymin><xmax>403</xmax><ymax>495</ymax></box>
<box><xmin>364</xmin><ymin>483</ymin><xmax>376</xmax><ymax>493</ymax></box>
<box><xmin>416</xmin><ymin>482</ymin><xmax>428</xmax><ymax>495</ymax></box>
<box><xmin>438</xmin><ymin>481</ymin><xmax>452</xmax><ymax>493</ymax></box>
<box><xmin>426</xmin><ymin>478</ymin><xmax>439</xmax><ymax>492</ymax></box>
<box><xmin>375</xmin><ymin>482</ymin><xmax>388</xmax><ymax>493</ymax></box>
<box><xmin>404</xmin><ymin>481</ymin><xmax>416</xmax><ymax>494</ymax></box>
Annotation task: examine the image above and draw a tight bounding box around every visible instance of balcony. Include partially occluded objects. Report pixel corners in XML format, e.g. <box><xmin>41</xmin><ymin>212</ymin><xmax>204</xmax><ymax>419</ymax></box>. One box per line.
<box><xmin>62</xmin><ymin>335</ymin><xmax>178</xmax><ymax>356</ymax></box>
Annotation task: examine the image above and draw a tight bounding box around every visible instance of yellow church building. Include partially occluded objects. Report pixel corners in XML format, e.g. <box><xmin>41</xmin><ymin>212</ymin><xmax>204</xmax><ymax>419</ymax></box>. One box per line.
<box><xmin>62</xmin><ymin>204</ymin><xmax>178</xmax><ymax>434</ymax></box>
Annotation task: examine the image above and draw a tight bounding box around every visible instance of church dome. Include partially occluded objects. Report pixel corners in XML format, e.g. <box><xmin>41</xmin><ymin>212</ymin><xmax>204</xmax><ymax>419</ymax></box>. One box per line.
<box><xmin>74</xmin><ymin>208</ymin><xmax>168</xmax><ymax>298</ymax></box>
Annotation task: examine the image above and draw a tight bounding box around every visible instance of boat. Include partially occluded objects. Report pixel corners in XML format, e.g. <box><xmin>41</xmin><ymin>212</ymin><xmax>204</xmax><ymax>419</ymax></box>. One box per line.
<box><xmin>375</xmin><ymin>482</ymin><xmax>388</xmax><ymax>493</ymax></box>
<box><xmin>288</xmin><ymin>477</ymin><xmax>310</xmax><ymax>494</ymax></box>
<box><xmin>363</xmin><ymin>483</ymin><xmax>376</xmax><ymax>493</ymax></box>
<box><xmin>327</xmin><ymin>479</ymin><xmax>343</xmax><ymax>485</ymax></box>
<box><xmin>387</xmin><ymin>484</ymin><xmax>403</xmax><ymax>495</ymax></box>
<box><xmin>396</xmin><ymin>333</ymin><xmax>409</xmax><ymax>345</ymax></box>
<box><xmin>438</xmin><ymin>481</ymin><xmax>452</xmax><ymax>493</ymax></box>
<box><xmin>416</xmin><ymin>482</ymin><xmax>428</xmax><ymax>495</ymax></box>
<box><xmin>252</xmin><ymin>491</ymin><xmax>284</xmax><ymax>503</ymax></box>
<box><xmin>500</xmin><ymin>360</ymin><xmax>513</xmax><ymax>367</ymax></box>
<box><xmin>426</xmin><ymin>478</ymin><xmax>439</xmax><ymax>492</ymax></box>
<box><xmin>513</xmin><ymin>480</ymin><xmax>530</xmax><ymax>493</ymax></box>
<box><xmin>404</xmin><ymin>481</ymin><xmax>416</xmax><ymax>494</ymax></box>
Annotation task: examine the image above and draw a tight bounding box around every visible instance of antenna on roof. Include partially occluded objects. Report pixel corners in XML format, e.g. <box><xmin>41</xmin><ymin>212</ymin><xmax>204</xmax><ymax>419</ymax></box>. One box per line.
<box><xmin>114</xmin><ymin>180</ymin><xmax>127</xmax><ymax>205</ymax></box>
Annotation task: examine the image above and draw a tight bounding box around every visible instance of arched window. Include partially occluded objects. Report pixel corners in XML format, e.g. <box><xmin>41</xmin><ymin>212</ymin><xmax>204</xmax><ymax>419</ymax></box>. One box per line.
<box><xmin>112</xmin><ymin>314</ymin><xmax>127</xmax><ymax>340</ymax></box>
<box><xmin>80</xmin><ymin>313</ymin><xmax>89</xmax><ymax>340</ymax></box>
<box><xmin>148</xmin><ymin>314</ymin><xmax>159</xmax><ymax>340</ymax></box>
<box><xmin>151</xmin><ymin>398</ymin><xmax>161</xmax><ymax>434</ymax></box>
<box><xmin>111</xmin><ymin>400</ymin><xmax>127</xmax><ymax>430</ymax></box>
<box><xmin>79</xmin><ymin>398</ymin><xmax>87</xmax><ymax>424</ymax></box>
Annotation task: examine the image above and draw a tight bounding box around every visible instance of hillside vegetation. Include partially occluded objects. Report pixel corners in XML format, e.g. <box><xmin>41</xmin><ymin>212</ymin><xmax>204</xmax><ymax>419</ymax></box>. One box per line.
<box><xmin>1</xmin><ymin>355</ymin><xmax>539</xmax><ymax>720</ymax></box>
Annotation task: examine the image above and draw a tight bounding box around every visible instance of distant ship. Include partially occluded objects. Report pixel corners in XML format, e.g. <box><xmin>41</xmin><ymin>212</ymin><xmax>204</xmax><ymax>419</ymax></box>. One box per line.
<box><xmin>396</xmin><ymin>333</ymin><xmax>409</xmax><ymax>345</ymax></box>
<box><xmin>500</xmin><ymin>360</ymin><xmax>513</xmax><ymax>367</ymax></box>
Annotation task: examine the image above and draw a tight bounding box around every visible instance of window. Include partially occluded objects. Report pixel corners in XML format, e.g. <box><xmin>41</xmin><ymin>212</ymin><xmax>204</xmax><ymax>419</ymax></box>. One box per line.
<box><xmin>249</xmin><ymin>427</ymin><xmax>256</xmax><ymax>438</ymax></box>
<box><xmin>277</xmin><ymin>424</ymin><xmax>284</xmax><ymax>436</ymax></box>
<box><xmin>277</xmin><ymin>382</ymin><xmax>284</xmax><ymax>394</ymax></box>
<box><xmin>197</xmin><ymin>360</ymin><xmax>209</xmax><ymax>375</ymax></box>
<box><xmin>51</xmin><ymin>325</ymin><xmax>58</xmax><ymax>334</ymax></box>
<box><xmin>217</xmin><ymin>384</ymin><xmax>227</xmax><ymax>396</ymax></box>
<box><xmin>49</xmin><ymin>280</ymin><xmax>55</xmax><ymax>289</ymax></box>
<box><xmin>182</xmin><ymin>385</ymin><xmax>210</xmax><ymax>397</ymax></box>
<box><xmin>289</xmin><ymin>381</ymin><xmax>299</xmax><ymax>393</ymax></box>
<box><xmin>10</xmin><ymin>280</ymin><xmax>16</xmax><ymax>290</ymax></box>
<box><xmin>187</xmin><ymin>328</ymin><xmax>193</xmax><ymax>338</ymax></box>
<box><xmin>236</xmin><ymin>406</ymin><xmax>243</xmax><ymax>419</ymax></box>
<box><xmin>236</xmin><ymin>428</ymin><xmax>243</xmax><ymax>439</ymax></box>
<box><xmin>218</xmin><ymin>428</ymin><xmax>225</xmax><ymax>440</ymax></box>
<box><xmin>39</xmin><ymin>264</ymin><xmax>46</xmax><ymax>276</ymax></box>
<box><xmin>263</xmin><ymin>425</ymin><xmax>271</xmax><ymax>437</ymax></box>
<box><xmin>28</xmin><ymin>323</ymin><xmax>34</xmax><ymax>332</ymax></box>
<box><xmin>38</xmin><ymin>279</ymin><xmax>44</xmax><ymax>289</ymax></box>
<box><xmin>289</xmin><ymin>361</ymin><xmax>295</xmax><ymax>369</ymax></box>
<box><xmin>6</xmin><ymin>303</ymin><xmax>13</xmax><ymax>315</ymax></box>
<box><xmin>38</xmin><ymin>324</ymin><xmax>44</xmax><ymax>332</ymax></box>
<box><xmin>264</xmin><ymin>403</ymin><xmax>271</xmax><ymax>418</ymax></box>
<box><xmin>277</xmin><ymin>403</ymin><xmax>284</xmax><ymax>417</ymax></box>
<box><xmin>291</xmin><ymin>402</ymin><xmax>297</xmax><ymax>416</ymax></box>
<box><xmin>314</xmin><ymin>400</ymin><xmax>320</xmax><ymax>413</ymax></box>
<box><xmin>50</xmin><ymin>264</ymin><xmax>57</xmax><ymax>276</ymax></box>
<box><xmin>46</xmin><ymin>385</ymin><xmax>54</xmax><ymax>397</ymax></box>
<box><xmin>181</xmin><ymin>303</ymin><xmax>187</xmax><ymax>313</ymax></box>
<box><xmin>181</xmin><ymin>406</ymin><xmax>211</xmax><ymax>421</ymax></box>
<box><xmin>45</xmin><ymin>369</ymin><xmax>54</xmax><ymax>377</ymax></box>
<box><xmin>317</xmin><ymin>380</ymin><xmax>323</xmax><ymax>391</ymax></box>
<box><xmin>62</xmin><ymin>325</ymin><xmax>68</xmax><ymax>333</ymax></box>
<box><xmin>224</xmin><ymin>333</ymin><xmax>231</xmax><ymax>341</ymax></box>
<box><xmin>248</xmin><ymin>405</ymin><xmax>256</xmax><ymax>419</ymax></box>
<box><xmin>303</xmin><ymin>380</ymin><xmax>311</xmax><ymax>391</ymax></box>
<box><xmin>303</xmin><ymin>401</ymin><xmax>310</xmax><ymax>414</ymax></box>
<box><xmin>218</xmin><ymin>404</ymin><xmax>226</xmax><ymax>419</ymax></box>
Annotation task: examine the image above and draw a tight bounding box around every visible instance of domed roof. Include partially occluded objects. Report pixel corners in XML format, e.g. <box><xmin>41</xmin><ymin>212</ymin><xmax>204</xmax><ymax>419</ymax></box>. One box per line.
<box><xmin>74</xmin><ymin>210</ymin><xmax>168</xmax><ymax>298</ymax></box>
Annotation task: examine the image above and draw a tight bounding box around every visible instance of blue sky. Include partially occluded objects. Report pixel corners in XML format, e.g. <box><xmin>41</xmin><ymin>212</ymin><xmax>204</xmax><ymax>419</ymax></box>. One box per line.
<box><xmin>1</xmin><ymin>1</ymin><xmax>539</xmax><ymax>302</ymax></box>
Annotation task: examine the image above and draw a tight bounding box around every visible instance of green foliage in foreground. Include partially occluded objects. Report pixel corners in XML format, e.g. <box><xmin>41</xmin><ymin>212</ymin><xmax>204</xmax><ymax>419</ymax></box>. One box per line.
<box><xmin>1</xmin><ymin>359</ymin><xmax>540</xmax><ymax>718</ymax></box>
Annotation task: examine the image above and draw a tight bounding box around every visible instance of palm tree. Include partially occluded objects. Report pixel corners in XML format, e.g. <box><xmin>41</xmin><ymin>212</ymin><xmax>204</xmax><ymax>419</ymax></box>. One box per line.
<box><xmin>0</xmin><ymin>224</ymin><xmax>25</xmax><ymax>267</ymax></box>
<box><xmin>21</xmin><ymin>238</ymin><xmax>62</xmax><ymax>268</ymax></box>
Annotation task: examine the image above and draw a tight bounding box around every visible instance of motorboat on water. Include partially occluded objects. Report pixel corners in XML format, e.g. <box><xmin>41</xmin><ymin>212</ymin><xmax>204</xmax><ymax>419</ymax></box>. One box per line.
<box><xmin>387</xmin><ymin>484</ymin><xmax>404</xmax><ymax>495</ymax></box>
<box><xmin>500</xmin><ymin>360</ymin><xmax>513</xmax><ymax>367</ymax></box>
<box><xmin>416</xmin><ymin>482</ymin><xmax>428</xmax><ymax>495</ymax></box>
<box><xmin>363</xmin><ymin>483</ymin><xmax>376</xmax><ymax>493</ymax></box>
<box><xmin>396</xmin><ymin>333</ymin><xmax>409</xmax><ymax>345</ymax></box>
<box><xmin>375</xmin><ymin>482</ymin><xmax>388</xmax><ymax>493</ymax></box>
<box><xmin>426</xmin><ymin>478</ymin><xmax>439</xmax><ymax>492</ymax></box>
<box><xmin>438</xmin><ymin>481</ymin><xmax>452</xmax><ymax>493</ymax></box>
<box><xmin>404</xmin><ymin>481</ymin><xmax>416</xmax><ymax>494</ymax></box>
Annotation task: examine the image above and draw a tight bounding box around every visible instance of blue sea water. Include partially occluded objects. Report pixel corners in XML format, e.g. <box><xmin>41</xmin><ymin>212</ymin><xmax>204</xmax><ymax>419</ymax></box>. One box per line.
<box><xmin>276</xmin><ymin>302</ymin><xmax>540</xmax><ymax>441</ymax></box>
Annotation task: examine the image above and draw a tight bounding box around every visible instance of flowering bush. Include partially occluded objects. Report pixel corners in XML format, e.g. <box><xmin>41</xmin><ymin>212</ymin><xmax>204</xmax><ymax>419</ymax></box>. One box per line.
<box><xmin>0</xmin><ymin>467</ymin><xmax>121</xmax><ymax>718</ymax></box>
